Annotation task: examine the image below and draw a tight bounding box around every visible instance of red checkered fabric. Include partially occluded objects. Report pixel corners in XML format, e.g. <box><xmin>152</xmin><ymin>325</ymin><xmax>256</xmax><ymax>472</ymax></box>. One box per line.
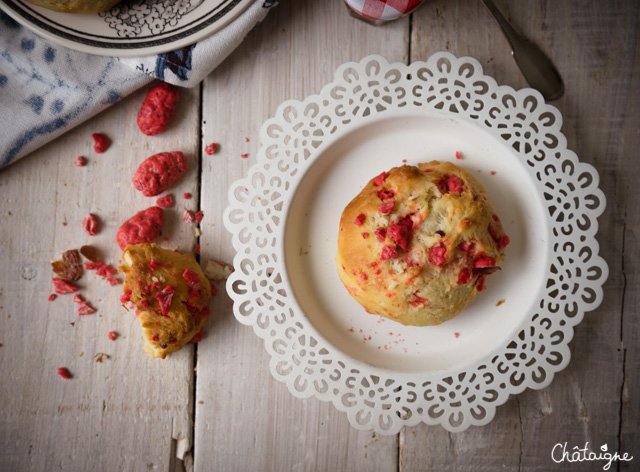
<box><xmin>345</xmin><ymin>0</ymin><xmax>424</xmax><ymax>21</ymax></box>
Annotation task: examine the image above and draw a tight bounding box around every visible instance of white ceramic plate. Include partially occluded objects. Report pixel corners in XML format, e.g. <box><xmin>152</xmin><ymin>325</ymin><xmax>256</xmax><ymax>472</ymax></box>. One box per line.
<box><xmin>284</xmin><ymin>112</ymin><xmax>546</xmax><ymax>374</ymax></box>
<box><xmin>0</xmin><ymin>0</ymin><xmax>253</xmax><ymax>57</ymax></box>
<box><xmin>224</xmin><ymin>53</ymin><xmax>608</xmax><ymax>434</ymax></box>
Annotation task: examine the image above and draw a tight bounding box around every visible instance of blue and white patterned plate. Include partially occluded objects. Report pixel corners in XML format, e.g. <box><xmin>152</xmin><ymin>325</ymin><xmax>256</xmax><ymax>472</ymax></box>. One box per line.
<box><xmin>0</xmin><ymin>0</ymin><xmax>253</xmax><ymax>57</ymax></box>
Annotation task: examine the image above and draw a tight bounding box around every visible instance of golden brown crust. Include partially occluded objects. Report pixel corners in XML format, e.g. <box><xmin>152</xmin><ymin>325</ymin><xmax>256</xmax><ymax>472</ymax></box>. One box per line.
<box><xmin>118</xmin><ymin>244</ymin><xmax>211</xmax><ymax>359</ymax></box>
<box><xmin>24</xmin><ymin>0</ymin><xmax>121</xmax><ymax>13</ymax></box>
<box><xmin>336</xmin><ymin>161</ymin><xmax>510</xmax><ymax>326</ymax></box>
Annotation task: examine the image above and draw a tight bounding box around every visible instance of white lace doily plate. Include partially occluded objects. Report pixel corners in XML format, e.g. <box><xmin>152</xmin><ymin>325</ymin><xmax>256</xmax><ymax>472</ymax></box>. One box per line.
<box><xmin>223</xmin><ymin>53</ymin><xmax>608</xmax><ymax>434</ymax></box>
<box><xmin>0</xmin><ymin>0</ymin><xmax>252</xmax><ymax>57</ymax></box>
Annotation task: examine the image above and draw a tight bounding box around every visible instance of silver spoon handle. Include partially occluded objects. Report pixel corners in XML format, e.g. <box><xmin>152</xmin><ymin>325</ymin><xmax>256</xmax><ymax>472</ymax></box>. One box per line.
<box><xmin>481</xmin><ymin>0</ymin><xmax>564</xmax><ymax>101</ymax></box>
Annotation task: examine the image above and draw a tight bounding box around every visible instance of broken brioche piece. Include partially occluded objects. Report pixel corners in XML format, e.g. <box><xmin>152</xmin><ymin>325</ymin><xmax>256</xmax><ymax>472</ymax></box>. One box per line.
<box><xmin>25</xmin><ymin>0</ymin><xmax>122</xmax><ymax>13</ymax></box>
<box><xmin>118</xmin><ymin>243</ymin><xmax>211</xmax><ymax>359</ymax></box>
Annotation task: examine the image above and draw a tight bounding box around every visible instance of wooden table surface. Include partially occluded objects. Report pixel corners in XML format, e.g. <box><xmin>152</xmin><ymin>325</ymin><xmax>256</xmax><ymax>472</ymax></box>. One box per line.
<box><xmin>1</xmin><ymin>1</ymin><xmax>638</xmax><ymax>470</ymax></box>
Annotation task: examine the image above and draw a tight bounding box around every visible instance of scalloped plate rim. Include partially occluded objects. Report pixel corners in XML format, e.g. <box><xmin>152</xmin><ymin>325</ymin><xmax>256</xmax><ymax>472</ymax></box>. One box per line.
<box><xmin>223</xmin><ymin>52</ymin><xmax>609</xmax><ymax>434</ymax></box>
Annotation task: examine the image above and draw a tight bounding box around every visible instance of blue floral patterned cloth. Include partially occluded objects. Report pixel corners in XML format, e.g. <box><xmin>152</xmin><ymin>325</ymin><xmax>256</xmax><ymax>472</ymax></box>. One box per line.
<box><xmin>0</xmin><ymin>0</ymin><xmax>278</xmax><ymax>168</ymax></box>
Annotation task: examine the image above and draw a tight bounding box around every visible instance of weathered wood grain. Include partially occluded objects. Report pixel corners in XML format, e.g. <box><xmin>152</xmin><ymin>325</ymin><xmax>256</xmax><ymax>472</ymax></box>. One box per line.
<box><xmin>406</xmin><ymin>0</ymin><xmax>639</xmax><ymax>471</ymax></box>
<box><xmin>194</xmin><ymin>0</ymin><xmax>407</xmax><ymax>470</ymax></box>
<box><xmin>511</xmin><ymin>0</ymin><xmax>638</xmax><ymax>469</ymax></box>
<box><xmin>0</xmin><ymin>84</ymin><xmax>201</xmax><ymax>471</ymax></box>
<box><xmin>0</xmin><ymin>1</ymin><xmax>638</xmax><ymax>471</ymax></box>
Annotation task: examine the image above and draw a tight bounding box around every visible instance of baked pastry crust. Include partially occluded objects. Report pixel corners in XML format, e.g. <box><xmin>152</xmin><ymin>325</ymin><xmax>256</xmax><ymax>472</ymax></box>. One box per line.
<box><xmin>24</xmin><ymin>0</ymin><xmax>122</xmax><ymax>13</ymax></box>
<box><xmin>119</xmin><ymin>243</ymin><xmax>211</xmax><ymax>358</ymax></box>
<box><xmin>336</xmin><ymin>161</ymin><xmax>509</xmax><ymax>326</ymax></box>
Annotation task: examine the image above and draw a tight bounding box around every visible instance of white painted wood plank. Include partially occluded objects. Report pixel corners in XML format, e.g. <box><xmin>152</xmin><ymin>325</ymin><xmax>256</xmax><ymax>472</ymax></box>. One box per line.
<box><xmin>404</xmin><ymin>0</ymin><xmax>639</xmax><ymax>469</ymax></box>
<box><xmin>195</xmin><ymin>1</ymin><xmax>408</xmax><ymax>470</ymax></box>
<box><xmin>0</xmin><ymin>84</ymin><xmax>201</xmax><ymax>471</ymax></box>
